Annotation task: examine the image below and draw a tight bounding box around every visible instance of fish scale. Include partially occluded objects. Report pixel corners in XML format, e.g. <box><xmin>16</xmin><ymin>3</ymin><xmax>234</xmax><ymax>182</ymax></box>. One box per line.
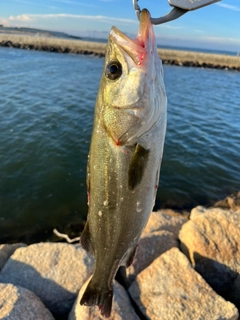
<box><xmin>80</xmin><ymin>9</ymin><xmax>167</xmax><ymax>318</ymax></box>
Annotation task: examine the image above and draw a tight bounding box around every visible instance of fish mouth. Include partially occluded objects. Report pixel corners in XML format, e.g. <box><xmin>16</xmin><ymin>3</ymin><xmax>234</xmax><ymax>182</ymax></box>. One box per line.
<box><xmin>110</xmin><ymin>9</ymin><xmax>154</xmax><ymax>66</ymax></box>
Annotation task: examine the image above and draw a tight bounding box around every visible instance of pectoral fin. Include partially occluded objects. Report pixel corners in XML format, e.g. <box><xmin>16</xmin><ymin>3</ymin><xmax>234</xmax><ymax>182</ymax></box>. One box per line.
<box><xmin>80</xmin><ymin>221</ymin><xmax>94</xmax><ymax>256</ymax></box>
<box><xmin>128</xmin><ymin>144</ymin><xmax>149</xmax><ymax>190</ymax></box>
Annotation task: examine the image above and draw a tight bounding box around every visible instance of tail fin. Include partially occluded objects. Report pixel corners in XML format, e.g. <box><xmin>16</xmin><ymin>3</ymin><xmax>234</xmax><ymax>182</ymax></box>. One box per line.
<box><xmin>80</xmin><ymin>279</ymin><xmax>113</xmax><ymax>318</ymax></box>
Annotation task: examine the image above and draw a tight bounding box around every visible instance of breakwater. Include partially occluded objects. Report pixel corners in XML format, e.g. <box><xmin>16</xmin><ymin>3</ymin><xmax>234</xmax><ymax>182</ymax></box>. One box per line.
<box><xmin>1</xmin><ymin>34</ymin><xmax>240</xmax><ymax>71</ymax></box>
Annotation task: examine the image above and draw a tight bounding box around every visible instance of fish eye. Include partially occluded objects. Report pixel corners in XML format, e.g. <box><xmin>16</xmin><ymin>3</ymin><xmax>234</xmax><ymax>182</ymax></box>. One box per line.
<box><xmin>105</xmin><ymin>61</ymin><xmax>122</xmax><ymax>80</ymax></box>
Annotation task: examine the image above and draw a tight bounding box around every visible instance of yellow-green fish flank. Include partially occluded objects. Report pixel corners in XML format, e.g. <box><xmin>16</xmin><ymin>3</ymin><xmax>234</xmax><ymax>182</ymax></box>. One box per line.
<box><xmin>80</xmin><ymin>9</ymin><xmax>167</xmax><ymax>318</ymax></box>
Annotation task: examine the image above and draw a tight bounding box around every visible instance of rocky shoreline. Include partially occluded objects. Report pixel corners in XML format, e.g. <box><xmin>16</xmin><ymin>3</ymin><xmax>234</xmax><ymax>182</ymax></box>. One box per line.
<box><xmin>0</xmin><ymin>192</ymin><xmax>240</xmax><ymax>319</ymax></box>
<box><xmin>1</xmin><ymin>34</ymin><xmax>240</xmax><ymax>71</ymax></box>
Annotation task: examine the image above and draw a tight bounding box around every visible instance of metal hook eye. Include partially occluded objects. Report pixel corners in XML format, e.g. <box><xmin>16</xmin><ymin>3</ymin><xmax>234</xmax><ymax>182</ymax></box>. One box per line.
<box><xmin>132</xmin><ymin>0</ymin><xmax>221</xmax><ymax>25</ymax></box>
<box><xmin>132</xmin><ymin>0</ymin><xmax>187</xmax><ymax>25</ymax></box>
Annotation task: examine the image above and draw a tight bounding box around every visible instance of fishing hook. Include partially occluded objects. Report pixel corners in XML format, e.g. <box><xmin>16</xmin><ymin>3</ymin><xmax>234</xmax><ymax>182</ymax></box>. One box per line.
<box><xmin>133</xmin><ymin>0</ymin><xmax>187</xmax><ymax>25</ymax></box>
<box><xmin>133</xmin><ymin>0</ymin><xmax>221</xmax><ymax>25</ymax></box>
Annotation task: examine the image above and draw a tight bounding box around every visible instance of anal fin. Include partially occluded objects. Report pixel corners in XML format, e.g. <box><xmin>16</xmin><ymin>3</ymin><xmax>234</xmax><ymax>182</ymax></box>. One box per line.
<box><xmin>126</xmin><ymin>245</ymin><xmax>138</xmax><ymax>267</ymax></box>
<box><xmin>80</xmin><ymin>221</ymin><xmax>94</xmax><ymax>256</ymax></box>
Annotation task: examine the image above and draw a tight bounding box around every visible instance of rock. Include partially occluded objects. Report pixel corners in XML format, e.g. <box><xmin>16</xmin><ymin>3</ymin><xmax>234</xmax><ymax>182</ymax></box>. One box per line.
<box><xmin>119</xmin><ymin>210</ymin><xmax>186</xmax><ymax>287</ymax></box>
<box><xmin>68</xmin><ymin>279</ymin><xmax>140</xmax><ymax>320</ymax></box>
<box><xmin>179</xmin><ymin>207</ymin><xmax>240</xmax><ymax>310</ymax></box>
<box><xmin>0</xmin><ymin>283</ymin><xmax>54</xmax><ymax>320</ymax></box>
<box><xmin>121</xmin><ymin>230</ymin><xmax>178</xmax><ymax>287</ymax></box>
<box><xmin>0</xmin><ymin>242</ymin><xmax>94</xmax><ymax>317</ymax></box>
<box><xmin>0</xmin><ymin>243</ymin><xmax>27</xmax><ymax>271</ymax></box>
<box><xmin>129</xmin><ymin>248</ymin><xmax>239</xmax><ymax>320</ymax></box>
<box><xmin>143</xmin><ymin>210</ymin><xmax>187</xmax><ymax>236</ymax></box>
<box><xmin>190</xmin><ymin>205</ymin><xmax>207</xmax><ymax>219</ymax></box>
<box><xmin>214</xmin><ymin>191</ymin><xmax>240</xmax><ymax>211</ymax></box>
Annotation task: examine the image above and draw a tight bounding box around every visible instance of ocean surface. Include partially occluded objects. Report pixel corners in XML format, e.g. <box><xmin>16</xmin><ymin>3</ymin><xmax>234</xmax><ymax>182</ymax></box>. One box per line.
<box><xmin>0</xmin><ymin>47</ymin><xmax>239</xmax><ymax>242</ymax></box>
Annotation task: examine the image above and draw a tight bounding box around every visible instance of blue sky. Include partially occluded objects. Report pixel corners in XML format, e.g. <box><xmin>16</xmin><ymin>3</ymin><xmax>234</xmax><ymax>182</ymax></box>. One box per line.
<box><xmin>0</xmin><ymin>0</ymin><xmax>240</xmax><ymax>52</ymax></box>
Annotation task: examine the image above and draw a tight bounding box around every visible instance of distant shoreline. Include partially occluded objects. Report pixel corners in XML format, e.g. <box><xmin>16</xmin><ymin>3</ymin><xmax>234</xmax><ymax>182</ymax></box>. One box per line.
<box><xmin>1</xmin><ymin>34</ymin><xmax>240</xmax><ymax>71</ymax></box>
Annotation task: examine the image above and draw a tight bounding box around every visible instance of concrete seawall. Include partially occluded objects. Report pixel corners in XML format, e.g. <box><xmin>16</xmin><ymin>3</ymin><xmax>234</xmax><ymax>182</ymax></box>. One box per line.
<box><xmin>1</xmin><ymin>34</ymin><xmax>240</xmax><ymax>71</ymax></box>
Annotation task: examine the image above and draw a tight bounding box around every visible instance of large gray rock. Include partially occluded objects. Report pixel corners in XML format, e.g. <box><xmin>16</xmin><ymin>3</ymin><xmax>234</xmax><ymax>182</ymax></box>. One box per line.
<box><xmin>143</xmin><ymin>210</ymin><xmax>187</xmax><ymax>236</ymax></box>
<box><xmin>121</xmin><ymin>230</ymin><xmax>178</xmax><ymax>287</ymax></box>
<box><xmin>119</xmin><ymin>210</ymin><xmax>186</xmax><ymax>287</ymax></box>
<box><xmin>179</xmin><ymin>207</ymin><xmax>240</xmax><ymax>309</ymax></box>
<box><xmin>68</xmin><ymin>279</ymin><xmax>140</xmax><ymax>320</ymax></box>
<box><xmin>129</xmin><ymin>247</ymin><xmax>238</xmax><ymax>320</ymax></box>
<box><xmin>0</xmin><ymin>243</ymin><xmax>27</xmax><ymax>271</ymax></box>
<box><xmin>0</xmin><ymin>283</ymin><xmax>54</xmax><ymax>320</ymax></box>
<box><xmin>0</xmin><ymin>242</ymin><xmax>94</xmax><ymax>317</ymax></box>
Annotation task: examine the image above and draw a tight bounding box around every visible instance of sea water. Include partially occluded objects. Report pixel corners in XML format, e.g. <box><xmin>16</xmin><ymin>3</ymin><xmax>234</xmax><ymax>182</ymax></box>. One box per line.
<box><xmin>0</xmin><ymin>47</ymin><xmax>239</xmax><ymax>241</ymax></box>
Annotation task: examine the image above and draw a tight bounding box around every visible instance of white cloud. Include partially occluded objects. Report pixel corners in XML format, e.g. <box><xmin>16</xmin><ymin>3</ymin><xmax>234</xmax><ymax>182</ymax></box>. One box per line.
<box><xmin>9</xmin><ymin>14</ymin><xmax>33</xmax><ymax>22</ymax></box>
<box><xmin>216</xmin><ymin>3</ymin><xmax>240</xmax><ymax>11</ymax></box>
<box><xmin>9</xmin><ymin>0</ymin><xmax>57</xmax><ymax>9</ymax></box>
<box><xmin>50</xmin><ymin>0</ymin><xmax>97</xmax><ymax>7</ymax></box>
<box><xmin>161</xmin><ymin>25</ymin><xmax>184</xmax><ymax>30</ymax></box>
<box><xmin>202</xmin><ymin>35</ymin><xmax>240</xmax><ymax>44</ymax></box>
<box><xmin>6</xmin><ymin>13</ymin><xmax>137</xmax><ymax>25</ymax></box>
<box><xmin>0</xmin><ymin>18</ymin><xmax>9</xmax><ymax>26</ymax></box>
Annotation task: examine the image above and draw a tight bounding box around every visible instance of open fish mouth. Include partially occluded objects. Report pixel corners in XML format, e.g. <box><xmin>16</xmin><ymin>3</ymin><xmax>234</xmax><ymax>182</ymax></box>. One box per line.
<box><xmin>110</xmin><ymin>9</ymin><xmax>154</xmax><ymax>67</ymax></box>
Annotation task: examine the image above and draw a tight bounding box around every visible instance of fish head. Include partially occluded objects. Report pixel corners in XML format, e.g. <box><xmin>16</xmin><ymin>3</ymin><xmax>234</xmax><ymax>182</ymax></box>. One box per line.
<box><xmin>99</xmin><ymin>9</ymin><xmax>167</xmax><ymax>145</ymax></box>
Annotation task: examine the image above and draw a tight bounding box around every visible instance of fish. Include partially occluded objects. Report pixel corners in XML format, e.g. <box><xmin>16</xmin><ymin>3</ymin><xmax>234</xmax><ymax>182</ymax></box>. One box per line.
<box><xmin>80</xmin><ymin>8</ymin><xmax>167</xmax><ymax>318</ymax></box>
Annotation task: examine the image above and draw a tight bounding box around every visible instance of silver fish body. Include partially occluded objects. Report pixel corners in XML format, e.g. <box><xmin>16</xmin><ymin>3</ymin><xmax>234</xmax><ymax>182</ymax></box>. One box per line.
<box><xmin>80</xmin><ymin>9</ymin><xmax>167</xmax><ymax>317</ymax></box>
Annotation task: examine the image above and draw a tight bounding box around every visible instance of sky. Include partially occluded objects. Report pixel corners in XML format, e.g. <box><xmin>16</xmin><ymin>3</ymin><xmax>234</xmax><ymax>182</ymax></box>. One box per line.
<box><xmin>0</xmin><ymin>0</ymin><xmax>240</xmax><ymax>52</ymax></box>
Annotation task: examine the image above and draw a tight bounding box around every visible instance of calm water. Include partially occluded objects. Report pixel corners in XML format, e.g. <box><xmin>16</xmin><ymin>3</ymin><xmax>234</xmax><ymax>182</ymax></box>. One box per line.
<box><xmin>0</xmin><ymin>47</ymin><xmax>239</xmax><ymax>242</ymax></box>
